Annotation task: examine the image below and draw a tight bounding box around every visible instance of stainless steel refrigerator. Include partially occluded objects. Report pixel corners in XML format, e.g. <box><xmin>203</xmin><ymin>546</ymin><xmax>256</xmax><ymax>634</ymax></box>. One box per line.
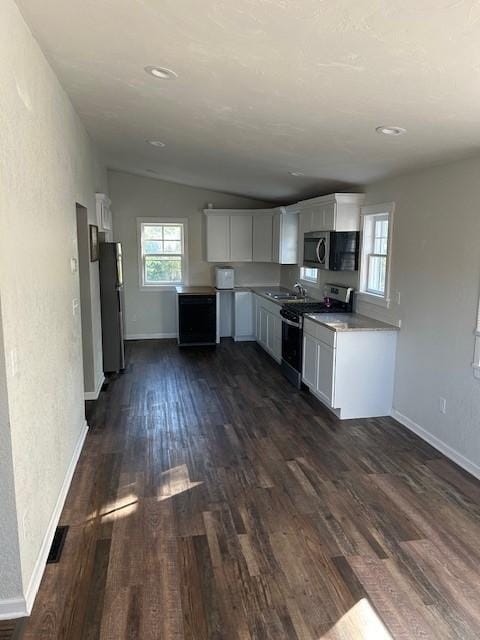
<box><xmin>99</xmin><ymin>242</ymin><xmax>125</xmax><ymax>372</ymax></box>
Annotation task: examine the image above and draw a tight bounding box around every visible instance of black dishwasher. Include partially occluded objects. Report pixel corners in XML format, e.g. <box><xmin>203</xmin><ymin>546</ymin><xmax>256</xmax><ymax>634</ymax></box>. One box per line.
<box><xmin>178</xmin><ymin>295</ymin><xmax>217</xmax><ymax>346</ymax></box>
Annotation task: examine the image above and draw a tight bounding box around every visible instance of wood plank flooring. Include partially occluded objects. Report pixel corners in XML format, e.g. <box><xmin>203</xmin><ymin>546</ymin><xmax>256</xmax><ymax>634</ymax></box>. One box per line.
<box><xmin>8</xmin><ymin>338</ymin><xmax>480</xmax><ymax>639</ymax></box>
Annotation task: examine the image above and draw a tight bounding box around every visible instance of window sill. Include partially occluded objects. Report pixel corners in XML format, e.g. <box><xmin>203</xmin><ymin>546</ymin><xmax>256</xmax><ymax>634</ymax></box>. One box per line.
<box><xmin>140</xmin><ymin>284</ymin><xmax>183</xmax><ymax>292</ymax></box>
<box><xmin>357</xmin><ymin>291</ymin><xmax>391</xmax><ymax>309</ymax></box>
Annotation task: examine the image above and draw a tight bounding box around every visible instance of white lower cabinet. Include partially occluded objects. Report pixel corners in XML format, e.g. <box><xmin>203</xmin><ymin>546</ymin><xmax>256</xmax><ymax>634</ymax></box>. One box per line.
<box><xmin>233</xmin><ymin>291</ymin><xmax>255</xmax><ymax>341</ymax></box>
<box><xmin>255</xmin><ymin>295</ymin><xmax>282</xmax><ymax>363</ymax></box>
<box><xmin>302</xmin><ymin>318</ymin><xmax>397</xmax><ymax>419</ymax></box>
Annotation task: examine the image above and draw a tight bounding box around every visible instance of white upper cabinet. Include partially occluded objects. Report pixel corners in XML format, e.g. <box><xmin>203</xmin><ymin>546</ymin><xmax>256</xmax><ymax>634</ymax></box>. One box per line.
<box><xmin>205</xmin><ymin>208</ymin><xmax>298</xmax><ymax>264</ymax></box>
<box><xmin>253</xmin><ymin>213</ymin><xmax>273</xmax><ymax>262</ymax></box>
<box><xmin>206</xmin><ymin>213</ymin><xmax>230</xmax><ymax>262</ymax></box>
<box><xmin>273</xmin><ymin>207</ymin><xmax>298</xmax><ymax>264</ymax></box>
<box><xmin>297</xmin><ymin>193</ymin><xmax>364</xmax><ymax>232</ymax></box>
<box><xmin>230</xmin><ymin>214</ymin><xmax>253</xmax><ymax>262</ymax></box>
<box><xmin>95</xmin><ymin>193</ymin><xmax>113</xmax><ymax>231</ymax></box>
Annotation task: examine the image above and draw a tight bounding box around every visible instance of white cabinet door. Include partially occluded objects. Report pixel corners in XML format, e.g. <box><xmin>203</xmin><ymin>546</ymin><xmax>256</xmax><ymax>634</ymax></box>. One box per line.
<box><xmin>297</xmin><ymin>211</ymin><xmax>310</xmax><ymax>266</ymax></box>
<box><xmin>322</xmin><ymin>203</ymin><xmax>336</xmax><ymax>230</ymax></box>
<box><xmin>207</xmin><ymin>214</ymin><xmax>230</xmax><ymax>261</ymax></box>
<box><xmin>316</xmin><ymin>341</ymin><xmax>335</xmax><ymax>406</ymax></box>
<box><xmin>272</xmin><ymin>212</ymin><xmax>280</xmax><ymax>263</ymax></box>
<box><xmin>230</xmin><ymin>215</ymin><xmax>253</xmax><ymax>262</ymax></box>
<box><xmin>259</xmin><ymin>307</ymin><xmax>268</xmax><ymax>348</ymax></box>
<box><xmin>234</xmin><ymin>292</ymin><xmax>254</xmax><ymax>340</ymax></box>
<box><xmin>273</xmin><ymin>314</ymin><xmax>282</xmax><ymax>362</ymax></box>
<box><xmin>311</xmin><ymin>207</ymin><xmax>324</xmax><ymax>231</ymax></box>
<box><xmin>253</xmin><ymin>215</ymin><xmax>273</xmax><ymax>262</ymax></box>
<box><xmin>302</xmin><ymin>334</ymin><xmax>318</xmax><ymax>388</ymax></box>
<box><xmin>266</xmin><ymin>312</ymin><xmax>281</xmax><ymax>362</ymax></box>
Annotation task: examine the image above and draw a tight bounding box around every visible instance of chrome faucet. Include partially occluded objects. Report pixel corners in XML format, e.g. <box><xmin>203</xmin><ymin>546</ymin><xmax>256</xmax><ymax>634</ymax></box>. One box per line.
<box><xmin>293</xmin><ymin>281</ymin><xmax>307</xmax><ymax>298</ymax></box>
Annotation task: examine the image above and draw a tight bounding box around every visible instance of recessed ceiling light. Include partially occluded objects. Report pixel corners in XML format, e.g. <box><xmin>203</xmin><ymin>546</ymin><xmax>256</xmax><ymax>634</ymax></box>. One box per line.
<box><xmin>147</xmin><ymin>140</ymin><xmax>166</xmax><ymax>147</ymax></box>
<box><xmin>375</xmin><ymin>125</ymin><xmax>407</xmax><ymax>136</ymax></box>
<box><xmin>144</xmin><ymin>65</ymin><xmax>178</xmax><ymax>80</ymax></box>
<box><xmin>289</xmin><ymin>171</ymin><xmax>305</xmax><ymax>177</ymax></box>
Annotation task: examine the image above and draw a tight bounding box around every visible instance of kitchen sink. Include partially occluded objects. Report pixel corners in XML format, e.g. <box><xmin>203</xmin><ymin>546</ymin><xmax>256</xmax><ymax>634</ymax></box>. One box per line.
<box><xmin>264</xmin><ymin>291</ymin><xmax>306</xmax><ymax>300</ymax></box>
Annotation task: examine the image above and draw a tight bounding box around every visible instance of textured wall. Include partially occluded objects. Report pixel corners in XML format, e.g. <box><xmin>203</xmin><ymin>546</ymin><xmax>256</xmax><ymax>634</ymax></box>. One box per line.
<box><xmin>282</xmin><ymin>156</ymin><xmax>480</xmax><ymax>472</ymax></box>
<box><xmin>0</xmin><ymin>298</ymin><xmax>23</xmax><ymax>599</ymax></box>
<box><xmin>108</xmin><ymin>170</ymin><xmax>278</xmax><ymax>337</ymax></box>
<box><xmin>358</xmin><ymin>157</ymin><xmax>480</xmax><ymax>470</ymax></box>
<box><xmin>0</xmin><ymin>0</ymin><xmax>106</xmax><ymax>600</ymax></box>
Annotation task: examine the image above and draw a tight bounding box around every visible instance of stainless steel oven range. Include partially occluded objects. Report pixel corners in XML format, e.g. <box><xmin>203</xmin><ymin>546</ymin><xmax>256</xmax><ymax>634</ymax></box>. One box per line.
<box><xmin>280</xmin><ymin>284</ymin><xmax>354</xmax><ymax>388</ymax></box>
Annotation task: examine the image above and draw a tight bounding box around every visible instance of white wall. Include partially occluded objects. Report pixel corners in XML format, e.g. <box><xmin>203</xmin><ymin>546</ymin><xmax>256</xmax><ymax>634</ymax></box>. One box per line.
<box><xmin>0</xmin><ymin>298</ymin><xmax>23</xmax><ymax>604</ymax></box>
<box><xmin>359</xmin><ymin>157</ymin><xmax>480</xmax><ymax>475</ymax></box>
<box><xmin>0</xmin><ymin>0</ymin><xmax>106</xmax><ymax>612</ymax></box>
<box><xmin>108</xmin><ymin>170</ymin><xmax>278</xmax><ymax>338</ymax></box>
<box><xmin>282</xmin><ymin>157</ymin><xmax>480</xmax><ymax>475</ymax></box>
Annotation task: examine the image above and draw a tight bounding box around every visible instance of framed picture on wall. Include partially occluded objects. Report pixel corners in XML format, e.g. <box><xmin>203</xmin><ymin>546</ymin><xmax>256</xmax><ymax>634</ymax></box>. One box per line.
<box><xmin>89</xmin><ymin>224</ymin><xmax>99</xmax><ymax>261</ymax></box>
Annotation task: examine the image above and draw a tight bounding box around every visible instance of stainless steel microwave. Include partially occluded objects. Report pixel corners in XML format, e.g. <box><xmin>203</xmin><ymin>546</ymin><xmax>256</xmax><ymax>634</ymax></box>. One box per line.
<box><xmin>303</xmin><ymin>231</ymin><xmax>359</xmax><ymax>271</ymax></box>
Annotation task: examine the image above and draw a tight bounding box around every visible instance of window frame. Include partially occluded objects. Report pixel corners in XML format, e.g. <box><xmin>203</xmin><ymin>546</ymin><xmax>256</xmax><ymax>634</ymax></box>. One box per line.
<box><xmin>358</xmin><ymin>203</ymin><xmax>394</xmax><ymax>309</ymax></box>
<box><xmin>137</xmin><ymin>217</ymin><xmax>189</xmax><ymax>290</ymax></box>
<box><xmin>300</xmin><ymin>266</ymin><xmax>319</xmax><ymax>285</ymax></box>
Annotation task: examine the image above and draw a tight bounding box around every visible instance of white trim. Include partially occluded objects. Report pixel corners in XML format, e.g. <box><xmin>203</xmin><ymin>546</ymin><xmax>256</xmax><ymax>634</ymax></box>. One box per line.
<box><xmin>0</xmin><ymin>597</ymin><xmax>28</xmax><ymax>620</ymax></box>
<box><xmin>84</xmin><ymin>375</ymin><xmax>105</xmax><ymax>401</ymax></box>
<box><xmin>357</xmin><ymin>291</ymin><xmax>391</xmax><ymax>309</ymax></box>
<box><xmin>0</xmin><ymin>422</ymin><xmax>89</xmax><ymax>620</ymax></box>
<box><xmin>125</xmin><ymin>332</ymin><xmax>177</xmax><ymax>340</ymax></box>
<box><xmin>391</xmin><ymin>409</ymin><xmax>480</xmax><ymax>481</ymax></box>
<box><xmin>359</xmin><ymin>202</ymin><xmax>394</xmax><ymax>308</ymax></box>
<box><xmin>136</xmin><ymin>217</ymin><xmax>189</xmax><ymax>290</ymax></box>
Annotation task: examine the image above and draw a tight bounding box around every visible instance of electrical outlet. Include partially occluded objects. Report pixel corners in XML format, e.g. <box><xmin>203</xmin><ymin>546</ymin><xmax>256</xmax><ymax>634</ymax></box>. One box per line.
<box><xmin>70</xmin><ymin>257</ymin><xmax>78</xmax><ymax>273</ymax></box>
<box><xmin>397</xmin><ymin>291</ymin><xmax>401</xmax><ymax>305</ymax></box>
<box><xmin>72</xmin><ymin>298</ymin><xmax>80</xmax><ymax>316</ymax></box>
<box><xmin>439</xmin><ymin>397</ymin><xmax>447</xmax><ymax>414</ymax></box>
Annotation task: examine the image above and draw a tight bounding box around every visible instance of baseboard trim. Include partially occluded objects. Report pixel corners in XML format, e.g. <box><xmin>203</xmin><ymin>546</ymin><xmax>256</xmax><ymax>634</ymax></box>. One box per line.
<box><xmin>84</xmin><ymin>375</ymin><xmax>105</xmax><ymax>401</ymax></box>
<box><xmin>391</xmin><ymin>409</ymin><xmax>480</xmax><ymax>481</ymax></box>
<box><xmin>0</xmin><ymin>597</ymin><xmax>28</xmax><ymax>620</ymax></box>
<box><xmin>22</xmin><ymin>421</ymin><xmax>88</xmax><ymax>616</ymax></box>
<box><xmin>125</xmin><ymin>332</ymin><xmax>177</xmax><ymax>340</ymax></box>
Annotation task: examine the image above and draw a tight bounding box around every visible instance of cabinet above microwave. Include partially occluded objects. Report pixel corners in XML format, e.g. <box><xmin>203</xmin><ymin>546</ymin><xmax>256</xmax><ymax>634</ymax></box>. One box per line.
<box><xmin>296</xmin><ymin>193</ymin><xmax>364</xmax><ymax>233</ymax></box>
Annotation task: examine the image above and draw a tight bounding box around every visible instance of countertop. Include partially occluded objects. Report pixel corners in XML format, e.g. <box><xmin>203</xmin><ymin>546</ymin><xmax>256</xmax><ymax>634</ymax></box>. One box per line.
<box><xmin>175</xmin><ymin>286</ymin><xmax>217</xmax><ymax>295</ymax></box>
<box><xmin>305</xmin><ymin>312</ymin><xmax>399</xmax><ymax>332</ymax></box>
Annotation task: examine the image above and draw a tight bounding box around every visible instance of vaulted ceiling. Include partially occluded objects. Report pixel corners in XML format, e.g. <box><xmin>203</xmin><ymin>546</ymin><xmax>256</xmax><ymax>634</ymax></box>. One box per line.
<box><xmin>17</xmin><ymin>0</ymin><xmax>480</xmax><ymax>201</ymax></box>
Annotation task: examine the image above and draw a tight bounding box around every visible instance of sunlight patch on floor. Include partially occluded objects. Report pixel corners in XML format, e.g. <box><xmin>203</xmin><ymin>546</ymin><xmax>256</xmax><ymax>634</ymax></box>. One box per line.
<box><xmin>321</xmin><ymin>599</ymin><xmax>392</xmax><ymax>640</ymax></box>
<box><xmin>157</xmin><ymin>464</ymin><xmax>203</xmax><ymax>501</ymax></box>
<box><xmin>88</xmin><ymin>492</ymin><xmax>139</xmax><ymax>523</ymax></box>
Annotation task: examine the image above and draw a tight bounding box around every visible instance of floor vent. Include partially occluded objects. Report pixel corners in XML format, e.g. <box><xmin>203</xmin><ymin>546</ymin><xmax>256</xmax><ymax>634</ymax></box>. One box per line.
<box><xmin>47</xmin><ymin>525</ymin><xmax>69</xmax><ymax>564</ymax></box>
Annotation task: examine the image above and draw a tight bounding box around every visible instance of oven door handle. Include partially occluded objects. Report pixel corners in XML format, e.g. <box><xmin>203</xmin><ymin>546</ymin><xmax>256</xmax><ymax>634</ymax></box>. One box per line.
<box><xmin>282</xmin><ymin>317</ymin><xmax>301</xmax><ymax>328</ymax></box>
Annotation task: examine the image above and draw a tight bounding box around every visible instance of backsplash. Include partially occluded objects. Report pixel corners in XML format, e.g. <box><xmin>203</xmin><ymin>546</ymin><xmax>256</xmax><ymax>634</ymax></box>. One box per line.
<box><xmin>280</xmin><ymin>265</ymin><xmax>359</xmax><ymax>302</ymax></box>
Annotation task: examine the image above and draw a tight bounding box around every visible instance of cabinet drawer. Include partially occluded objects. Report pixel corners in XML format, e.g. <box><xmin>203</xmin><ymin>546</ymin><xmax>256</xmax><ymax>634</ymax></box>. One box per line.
<box><xmin>303</xmin><ymin>318</ymin><xmax>336</xmax><ymax>347</ymax></box>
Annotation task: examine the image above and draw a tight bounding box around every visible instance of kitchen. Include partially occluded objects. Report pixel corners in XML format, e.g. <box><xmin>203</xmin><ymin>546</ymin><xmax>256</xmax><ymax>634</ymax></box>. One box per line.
<box><xmin>148</xmin><ymin>192</ymin><xmax>398</xmax><ymax>420</ymax></box>
<box><xmin>5</xmin><ymin>1</ymin><xmax>480</xmax><ymax>638</ymax></box>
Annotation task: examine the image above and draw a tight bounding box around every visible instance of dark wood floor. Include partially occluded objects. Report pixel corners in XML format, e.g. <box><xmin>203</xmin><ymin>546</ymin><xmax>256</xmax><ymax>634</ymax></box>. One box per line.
<box><xmin>7</xmin><ymin>339</ymin><xmax>480</xmax><ymax>638</ymax></box>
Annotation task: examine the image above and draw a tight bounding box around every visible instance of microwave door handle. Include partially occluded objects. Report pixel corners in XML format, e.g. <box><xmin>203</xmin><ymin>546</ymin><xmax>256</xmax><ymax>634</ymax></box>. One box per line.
<box><xmin>316</xmin><ymin>240</ymin><xmax>322</xmax><ymax>264</ymax></box>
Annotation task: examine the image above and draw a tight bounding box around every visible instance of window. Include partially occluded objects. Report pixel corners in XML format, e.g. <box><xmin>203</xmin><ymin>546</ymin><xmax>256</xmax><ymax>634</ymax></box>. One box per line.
<box><xmin>359</xmin><ymin>203</ymin><xmax>394</xmax><ymax>307</ymax></box>
<box><xmin>138</xmin><ymin>218</ymin><xmax>188</xmax><ymax>288</ymax></box>
<box><xmin>300</xmin><ymin>267</ymin><xmax>318</xmax><ymax>283</ymax></box>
